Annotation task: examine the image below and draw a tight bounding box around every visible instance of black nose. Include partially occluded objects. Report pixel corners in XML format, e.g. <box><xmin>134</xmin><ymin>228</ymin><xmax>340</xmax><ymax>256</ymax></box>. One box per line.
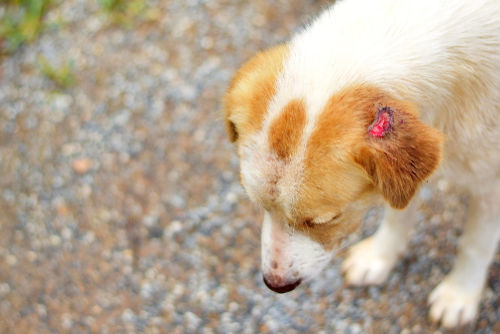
<box><xmin>263</xmin><ymin>275</ymin><xmax>302</xmax><ymax>293</ymax></box>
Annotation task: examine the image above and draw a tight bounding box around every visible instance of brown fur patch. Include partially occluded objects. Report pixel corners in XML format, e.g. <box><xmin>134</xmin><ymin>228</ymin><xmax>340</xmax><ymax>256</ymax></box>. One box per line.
<box><xmin>268</xmin><ymin>99</ymin><xmax>306</xmax><ymax>159</ymax></box>
<box><xmin>299</xmin><ymin>86</ymin><xmax>384</xmax><ymax>214</ymax></box>
<box><xmin>306</xmin><ymin>85</ymin><xmax>416</xmax><ymax>166</ymax></box>
<box><xmin>355</xmin><ymin>109</ymin><xmax>443</xmax><ymax>209</ymax></box>
<box><xmin>301</xmin><ymin>85</ymin><xmax>442</xmax><ymax>212</ymax></box>
<box><xmin>223</xmin><ymin>45</ymin><xmax>289</xmax><ymax>142</ymax></box>
<box><xmin>289</xmin><ymin>85</ymin><xmax>443</xmax><ymax>249</ymax></box>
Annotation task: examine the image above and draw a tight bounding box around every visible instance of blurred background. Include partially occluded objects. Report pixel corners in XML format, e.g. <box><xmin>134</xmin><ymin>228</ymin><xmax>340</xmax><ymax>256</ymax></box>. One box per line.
<box><xmin>0</xmin><ymin>0</ymin><xmax>498</xmax><ymax>333</ymax></box>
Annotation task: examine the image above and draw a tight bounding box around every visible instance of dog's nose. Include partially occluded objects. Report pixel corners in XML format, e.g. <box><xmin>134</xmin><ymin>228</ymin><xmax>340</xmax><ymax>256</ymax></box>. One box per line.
<box><xmin>263</xmin><ymin>274</ymin><xmax>302</xmax><ymax>293</ymax></box>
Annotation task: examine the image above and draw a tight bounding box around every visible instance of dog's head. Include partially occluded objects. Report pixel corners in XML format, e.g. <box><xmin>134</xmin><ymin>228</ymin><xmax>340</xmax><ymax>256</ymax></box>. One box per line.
<box><xmin>223</xmin><ymin>45</ymin><xmax>443</xmax><ymax>293</ymax></box>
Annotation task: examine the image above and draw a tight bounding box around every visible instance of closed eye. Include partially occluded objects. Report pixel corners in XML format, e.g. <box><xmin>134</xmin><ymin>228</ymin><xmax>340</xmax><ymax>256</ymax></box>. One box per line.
<box><xmin>313</xmin><ymin>213</ymin><xmax>342</xmax><ymax>225</ymax></box>
<box><xmin>329</xmin><ymin>213</ymin><xmax>342</xmax><ymax>222</ymax></box>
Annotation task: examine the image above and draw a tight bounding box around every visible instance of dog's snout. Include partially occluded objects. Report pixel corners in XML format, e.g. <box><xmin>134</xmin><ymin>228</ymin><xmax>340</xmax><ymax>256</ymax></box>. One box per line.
<box><xmin>263</xmin><ymin>274</ymin><xmax>302</xmax><ymax>293</ymax></box>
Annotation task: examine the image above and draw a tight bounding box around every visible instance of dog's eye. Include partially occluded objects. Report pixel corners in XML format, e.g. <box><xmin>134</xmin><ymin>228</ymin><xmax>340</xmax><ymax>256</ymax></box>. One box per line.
<box><xmin>329</xmin><ymin>213</ymin><xmax>342</xmax><ymax>222</ymax></box>
<box><xmin>313</xmin><ymin>213</ymin><xmax>342</xmax><ymax>225</ymax></box>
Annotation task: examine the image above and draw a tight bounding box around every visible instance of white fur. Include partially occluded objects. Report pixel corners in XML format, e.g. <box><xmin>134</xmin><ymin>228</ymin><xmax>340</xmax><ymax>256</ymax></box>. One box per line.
<box><xmin>275</xmin><ymin>0</ymin><xmax>500</xmax><ymax>181</ymax></box>
<box><xmin>261</xmin><ymin>211</ymin><xmax>334</xmax><ymax>284</ymax></box>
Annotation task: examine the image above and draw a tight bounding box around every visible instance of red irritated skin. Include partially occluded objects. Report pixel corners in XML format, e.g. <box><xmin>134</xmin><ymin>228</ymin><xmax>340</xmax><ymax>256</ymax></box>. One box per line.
<box><xmin>369</xmin><ymin>107</ymin><xmax>394</xmax><ymax>138</ymax></box>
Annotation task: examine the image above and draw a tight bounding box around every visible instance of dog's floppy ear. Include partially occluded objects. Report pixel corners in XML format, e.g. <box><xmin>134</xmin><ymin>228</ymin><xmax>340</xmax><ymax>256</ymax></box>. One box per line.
<box><xmin>355</xmin><ymin>101</ymin><xmax>443</xmax><ymax>209</ymax></box>
<box><xmin>222</xmin><ymin>44</ymin><xmax>288</xmax><ymax>143</ymax></box>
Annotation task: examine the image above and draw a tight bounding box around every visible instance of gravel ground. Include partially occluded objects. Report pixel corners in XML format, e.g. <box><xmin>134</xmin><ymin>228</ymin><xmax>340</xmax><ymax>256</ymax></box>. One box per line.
<box><xmin>0</xmin><ymin>0</ymin><xmax>498</xmax><ymax>333</ymax></box>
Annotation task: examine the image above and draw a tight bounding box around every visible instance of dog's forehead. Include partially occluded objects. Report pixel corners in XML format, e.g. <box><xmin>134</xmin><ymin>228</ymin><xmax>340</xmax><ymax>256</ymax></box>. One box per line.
<box><xmin>240</xmin><ymin>134</ymin><xmax>305</xmax><ymax>213</ymax></box>
<box><xmin>240</xmin><ymin>97</ymin><xmax>347</xmax><ymax>213</ymax></box>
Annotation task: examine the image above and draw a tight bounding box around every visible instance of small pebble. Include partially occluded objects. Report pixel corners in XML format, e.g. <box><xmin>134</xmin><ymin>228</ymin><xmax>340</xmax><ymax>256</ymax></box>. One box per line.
<box><xmin>71</xmin><ymin>158</ymin><xmax>93</xmax><ymax>174</ymax></box>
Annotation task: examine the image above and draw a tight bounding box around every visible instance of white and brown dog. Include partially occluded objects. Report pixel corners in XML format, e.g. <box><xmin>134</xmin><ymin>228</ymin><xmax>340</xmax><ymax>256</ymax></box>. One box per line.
<box><xmin>223</xmin><ymin>0</ymin><xmax>499</xmax><ymax>329</ymax></box>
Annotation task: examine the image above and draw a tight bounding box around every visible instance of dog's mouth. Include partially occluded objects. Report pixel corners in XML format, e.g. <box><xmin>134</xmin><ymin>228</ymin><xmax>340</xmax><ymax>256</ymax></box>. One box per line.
<box><xmin>262</xmin><ymin>275</ymin><xmax>302</xmax><ymax>293</ymax></box>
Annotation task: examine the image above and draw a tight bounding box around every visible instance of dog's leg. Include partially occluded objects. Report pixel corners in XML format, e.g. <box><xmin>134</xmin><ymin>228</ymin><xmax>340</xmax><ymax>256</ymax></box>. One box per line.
<box><xmin>342</xmin><ymin>198</ymin><xmax>420</xmax><ymax>285</ymax></box>
<box><xmin>429</xmin><ymin>185</ymin><xmax>500</xmax><ymax>329</ymax></box>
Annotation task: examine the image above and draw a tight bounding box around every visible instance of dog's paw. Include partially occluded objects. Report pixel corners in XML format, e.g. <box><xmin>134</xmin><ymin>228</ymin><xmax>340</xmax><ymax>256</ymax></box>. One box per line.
<box><xmin>341</xmin><ymin>237</ymin><xmax>397</xmax><ymax>286</ymax></box>
<box><xmin>428</xmin><ymin>279</ymin><xmax>481</xmax><ymax>329</ymax></box>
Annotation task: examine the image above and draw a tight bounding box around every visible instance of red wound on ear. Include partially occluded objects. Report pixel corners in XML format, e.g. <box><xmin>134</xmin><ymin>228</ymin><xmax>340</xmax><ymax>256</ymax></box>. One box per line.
<box><xmin>369</xmin><ymin>107</ymin><xmax>394</xmax><ymax>137</ymax></box>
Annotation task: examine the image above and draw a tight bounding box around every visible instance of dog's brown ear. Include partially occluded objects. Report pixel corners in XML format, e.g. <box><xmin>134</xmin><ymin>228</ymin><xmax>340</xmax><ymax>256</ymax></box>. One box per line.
<box><xmin>222</xmin><ymin>44</ymin><xmax>288</xmax><ymax>143</ymax></box>
<box><xmin>355</xmin><ymin>102</ymin><xmax>443</xmax><ymax>209</ymax></box>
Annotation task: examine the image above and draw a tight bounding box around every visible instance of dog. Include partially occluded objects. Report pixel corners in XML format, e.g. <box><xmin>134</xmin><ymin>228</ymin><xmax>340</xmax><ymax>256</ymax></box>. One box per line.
<box><xmin>223</xmin><ymin>0</ymin><xmax>499</xmax><ymax>328</ymax></box>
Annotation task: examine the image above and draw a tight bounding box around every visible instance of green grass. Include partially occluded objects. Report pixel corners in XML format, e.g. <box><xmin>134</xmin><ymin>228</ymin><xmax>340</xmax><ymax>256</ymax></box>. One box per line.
<box><xmin>98</xmin><ymin>0</ymin><xmax>128</xmax><ymax>12</ymax></box>
<box><xmin>0</xmin><ymin>0</ymin><xmax>53</xmax><ymax>54</ymax></box>
<box><xmin>97</xmin><ymin>0</ymin><xmax>157</xmax><ymax>28</ymax></box>
<box><xmin>0</xmin><ymin>0</ymin><xmax>158</xmax><ymax>54</ymax></box>
<box><xmin>38</xmin><ymin>56</ymin><xmax>75</xmax><ymax>89</ymax></box>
